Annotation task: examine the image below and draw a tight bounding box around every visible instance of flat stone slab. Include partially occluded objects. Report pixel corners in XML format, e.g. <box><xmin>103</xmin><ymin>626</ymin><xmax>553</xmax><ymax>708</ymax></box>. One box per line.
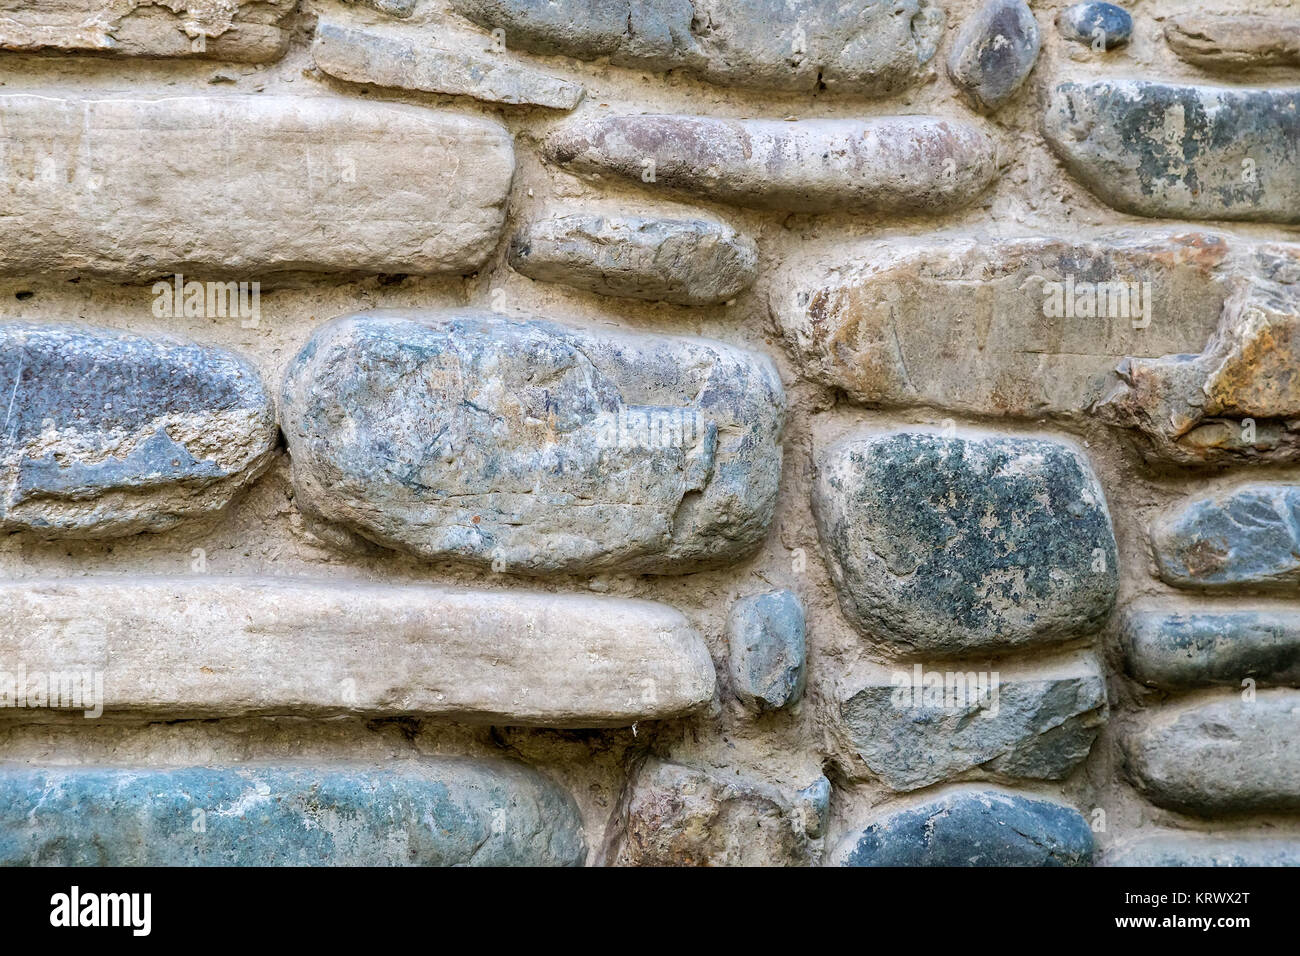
<box><xmin>450</xmin><ymin>0</ymin><xmax>944</xmax><ymax>95</ymax></box>
<box><xmin>1045</xmin><ymin>81</ymin><xmax>1300</xmax><ymax>224</ymax></box>
<box><xmin>772</xmin><ymin>232</ymin><xmax>1231</xmax><ymax>418</ymax></box>
<box><xmin>832</xmin><ymin>789</ymin><xmax>1093</xmax><ymax>866</ymax></box>
<box><xmin>605</xmin><ymin>759</ymin><xmax>828</xmax><ymax>866</ymax></box>
<box><xmin>814</xmin><ymin>430</ymin><xmax>1118</xmax><ymax>654</ymax></box>
<box><xmin>0</xmin><ymin>94</ymin><xmax>514</xmax><ymax>280</ymax></box>
<box><xmin>947</xmin><ymin>0</ymin><xmax>1040</xmax><ymax>113</ymax></box>
<box><xmin>0</xmin><ymin>577</ymin><xmax>716</xmax><ymax>727</ymax></box>
<box><xmin>1151</xmin><ymin>485</ymin><xmax>1300</xmax><ymax>591</ymax></box>
<box><xmin>840</xmin><ymin>655</ymin><xmax>1107</xmax><ymax>791</ymax></box>
<box><xmin>0</xmin><ymin>323</ymin><xmax>277</xmax><ymax>538</ymax></box>
<box><xmin>1123</xmin><ymin>610</ymin><xmax>1300</xmax><ymax>688</ymax></box>
<box><xmin>1165</xmin><ymin>15</ymin><xmax>1300</xmax><ymax>70</ymax></box>
<box><xmin>545</xmin><ymin>114</ymin><xmax>998</xmax><ymax>214</ymax></box>
<box><xmin>726</xmin><ymin>590</ymin><xmax>806</xmax><ymax>712</ymax></box>
<box><xmin>0</xmin><ymin>0</ymin><xmax>293</xmax><ymax>61</ymax></box>
<box><xmin>312</xmin><ymin>19</ymin><xmax>585</xmax><ymax>110</ymax></box>
<box><xmin>282</xmin><ymin>311</ymin><xmax>785</xmax><ymax>575</ymax></box>
<box><xmin>1105</xmin><ymin>835</ymin><xmax>1300</xmax><ymax>867</ymax></box>
<box><xmin>0</xmin><ymin>762</ymin><xmax>585</xmax><ymax>866</ymax></box>
<box><xmin>509</xmin><ymin>214</ymin><xmax>758</xmax><ymax>305</ymax></box>
<box><xmin>1125</xmin><ymin>692</ymin><xmax>1300</xmax><ymax>815</ymax></box>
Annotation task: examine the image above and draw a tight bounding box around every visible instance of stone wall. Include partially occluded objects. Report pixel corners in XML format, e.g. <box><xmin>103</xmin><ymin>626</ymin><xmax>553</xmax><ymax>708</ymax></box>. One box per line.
<box><xmin>0</xmin><ymin>0</ymin><xmax>1296</xmax><ymax>866</ymax></box>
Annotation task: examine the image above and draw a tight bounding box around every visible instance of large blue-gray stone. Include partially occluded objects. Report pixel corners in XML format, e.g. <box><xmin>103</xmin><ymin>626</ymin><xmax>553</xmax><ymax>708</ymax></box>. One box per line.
<box><xmin>947</xmin><ymin>0</ymin><xmax>1041</xmax><ymax>113</ymax></box>
<box><xmin>832</xmin><ymin>789</ymin><xmax>1094</xmax><ymax>866</ymax></box>
<box><xmin>0</xmin><ymin>323</ymin><xmax>276</xmax><ymax>538</ymax></box>
<box><xmin>281</xmin><ymin>311</ymin><xmax>785</xmax><ymax>575</ymax></box>
<box><xmin>1058</xmin><ymin>3</ymin><xmax>1132</xmax><ymax>49</ymax></box>
<box><xmin>1106</xmin><ymin>835</ymin><xmax>1300</xmax><ymax>867</ymax></box>
<box><xmin>813</xmin><ymin>430</ymin><xmax>1118</xmax><ymax>653</ymax></box>
<box><xmin>1124</xmin><ymin>610</ymin><xmax>1300</xmax><ymax>688</ymax></box>
<box><xmin>726</xmin><ymin>589</ymin><xmax>807</xmax><ymax>712</ymax></box>
<box><xmin>449</xmin><ymin>0</ymin><xmax>944</xmax><ymax>95</ymax></box>
<box><xmin>1151</xmin><ymin>485</ymin><xmax>1300</xmax><ymax>591</ymax></box>
<box><xmin>0</xmin><ymin>761</ymin><xmax>586</xmax><ymax>866</ymax></box>
<box><xmin>1045</xmin><ymin>81</ymin><xmax>1300</xmax><ymax>224</ymax></box>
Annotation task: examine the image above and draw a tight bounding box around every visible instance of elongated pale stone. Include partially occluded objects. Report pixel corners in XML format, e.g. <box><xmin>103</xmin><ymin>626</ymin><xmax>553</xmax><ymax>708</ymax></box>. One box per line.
<box><xmin>1165</xmin><ymin>15</ymin><xmax>1300</xmax><ymax>70</ymax></box>
<box><xmin>450</xmin><ymin>0</ymin><xmax>944</xmax><ymax>95</ymax></box>
<box><xmin>772</xmin><ymin>233</ymin><xmax>1230</xmax><ymax>417</ymax></box>
<box><xmin>0</xmin><ymin>323</ymin><xmax>278</xmax><ymax>538</ymax></box>
<box><xmin>1125</xmin><ymin>692</ymin><xmax>1300</xmax><ymax>815</ymax></box>
<box><xmin>312</xmin><ymin>19</ymin><xmax>585</xmax><ymax>110</ymax></box>
<box><xmin>545</xmin><ymin>115</ymin><xmax>998</xmax><ymax>214</ymax></box>
<box><xmin>0</xmin><ymin>578</ymin><xmax>716</xmax><ymax>727</ymax></box>
<box><xmin>508</xmin><ymin>214</ymin><xmax>758</xmax><ymax>305</ymax></box>
<box><xmin>0</xmin><ymin>762</ymin><xmax>586</xmax><ymax>866</ymax></box>
<box><xmin>0</xmin><ymin>0</ymin><xmax>294</xmax><ymax>61</ymax></box>
<box><xmin>281</xmin><ymin>311</ymin><xmax>785</xmax><ymax>575</ymax></box>
<box><xmin>0</xmin><ymin>94</ymin><xmax>514</xmax><ymax>280</ymax></box>
<box><xmin>1044</xmin><ymin>81</ymin><xmax>1300</xmax><ymax>224</ymax></box>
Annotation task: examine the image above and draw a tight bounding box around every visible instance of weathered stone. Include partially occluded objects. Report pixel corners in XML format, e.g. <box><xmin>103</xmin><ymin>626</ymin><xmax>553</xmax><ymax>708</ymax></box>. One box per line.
<box><xmin>1123</xmin><ymin>610</ymin><xmax>1300</xmax><ymax>688</ymax></box>
<box><xmin>282</xmin><ymin>311</ymin><xmax>785</xmax><ymax>575</ymax></box>
<box><xmin>814</xmin><ymin>431</ymin><xmax>1118</xmax><ymax>654</ymax></box>
<box><xmin>0</xmin><ymin>762</ymin><xmax>586</xmax><ymax>866</ymax></box>
<box><xmin>772</xmin><ymin>232</ymin><xmax>1231</xmax><ymax>418</ymax></box>
<box><xmin>544</xmin><ymin>114</ymin><xmax>998</xmax><ymax>214</ymax></box>
<box><xmin>312</xmin><ymin>19</ymin><xmax>585</xmax><ymax>110</ymax></box>
<box><xmin>0</xmin><ymin>577</ymin><xmax>716</xmax><ymax>727</ymax></box>
<box><xmin>0</xmin><ymin>94</ymin><xmax>514</xmax><ymax>281</ymax></box>
<box><xmin>508</xmin><ymin>214</ymin><xmax>758</xmax><ymax>305</ymax></box>
<box><xmin>342</xmin><ymin>0</ymin><xmax>417</xmax><ymax>17</ymax></box>
<box><xmin>1166</xmin><ymin>15</ymin><xmax>1300</xmax><ymax>71</ymax></box>
<box><xmin>1125</xmin><ymin>692</ymin><xmax>1300</xmax><ymax>815</ymax></box>
<box><xmin>1044</xmin><ymin>81</ymin><xmax>1300</xmax><ymax>224</ymax></box>
<box><xmin>1106</xmin><ymin>835</ymin><xmax>1300</xmax><ymax>867</ymax></box>
<box><xmin>947</xmin><ymin>0</ymin><xmax>1040</xmax><ymax>113</ymax></box>
<box><xmin>450</xmin><ymin>0</ymin><xmax>944</xmax><ymax>95</ymax></box>
<box><xmin>840</xmin><ymin>655</ymin><xmax>1107</xmax><ymax>791</ymax></box>
<box><xmin>604</xmin><ymin>759</ymin><xmax>828</xmax><ymax>866</ymax></box>
<box><xmin>832</xmin><ymin>789</ymin><xmax>1094</xmax><ymax>866</ymax></box>
<box><xmin>0</xmin><ymin>323</ymin><xmax>276</xmax><ymax>538</ymax></box>
<box><xmin>0</xmin><ymin>0</ymin><xmax>293</xmax><ymax>61</ymax></box>
<box><xmin>726</xmin><ymin>590</ymin><xmax>806</xmax><ymax>712</ymax></box>
<box><xmin>1151</xmin><ymin>485</ymin><xmax>1300</xmax><ymax>591</ymax></box>
<box><xmin>1096</xmin><ymin>255</ymin><xmax>1300</xmax><ymax>465</ymax></box>
<box><xmin>1059</xmin><ymin>3</ymin><xmax>1131</xmax><ymax>50</ymax></box>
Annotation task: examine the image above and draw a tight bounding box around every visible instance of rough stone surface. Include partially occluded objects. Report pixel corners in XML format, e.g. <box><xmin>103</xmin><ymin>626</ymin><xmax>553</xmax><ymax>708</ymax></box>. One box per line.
<box><xmin>840</xmin><ymin>655</ymin><xmax>1108</xmax><ymax>791</ymax></box>
<box><xmin>832</xmin><ymin>789</ymin><xmax>1094</xmax><ymax>866</ymax></box>
<box><xmin>508</xmin><ymin>214</ymin><xmax>758</xmax><ymax>305</ymax></box>
<box><xmin>281</xmin><ymin>310</ymin><xmax>785</xmax><ymax>575</ymax></box>
<box><xmin>0</xmin><ymin>762</ymin><xmax>586</xmax><ymax>866</ymax></box>
<box><xmin>1106</xmin><ymin>835</ymin><xmax>1300</xmax><ymax>867</ymax></box>
<box><xmin>726</xmin><ymin>590</ymin><xmax>807</xmax><ymax>713</ymax></box>
<box><xmin>0</xmin><ymin>577</ymin><xmax>717</xmax><ymax>727</ymax></box>
<box><xmin>450</xmin><ymin>0</ymin><xmax>945</xmax><ymax>95</ymax></box>
<box><xmin>0</xmin><ymin>0</ymin><xmax>293</xmax><ymax>61</ymax></box>
<box><xmin>814</xmin><ymin>430</ymin><xmax>1118</xmax><ymax>654</ymax></box>
<box><xmin>545</xmin><ymin>114</ymin><xmax>999</xmax><ymax>214</ymax></box>
<box><xmin>947</xmin><ymin>0</ymin><xmax>1040</xmax><ymax>113</ymax></box>
<box><xmin>342</xmin><ymin>0</ymin><xmax>417</xmax><ymax>17</ymax></box>
<box><xmin>1165</xmin><ymin>15</ymin><xmax>1300</xmax><ymax>71</ymax></box>
<box><xmin>1150</xmin><ymin>485</ymin><xmax>1300</xmax><ymax>591</ymax></box>
<box><xmin>0</xmin><ymin>323</ymin><xmax>276</xmax><ymax>538</ymax></box>
<box><xmin>1123</xmin><ymin>610</ymin><xmax>1300</xmax><ymax>689</ymax></box>
<box><xmin>1096</xmin><ymin>252</ymin><xmax>1300</xmax><ymax>465</ymax></box>
<box><xmin>1058</xmin><ymin>3</ymin><xmax>1131</xmax><ymax>50</ymax></box>
<box><xmin>1125</xmin><ymin>692</ymin><xmax>1300</xmax><ymax>815</ymax></box>
<box><xmin>603</xmin><ymin>759</ymin><xmax>828</xmax><ymax>866</ymax></box>
<box><xmin>1044</xmin><ymin>81</ymin><xmax>1300</xmax><ymax>224</ymax></box>
<box><xmin>312</xmin><ymin>19</ymin><xmax>585</xmax><ymax>110</ymax></box>
<box><xmin>773</xmin><ymin>232</ymin><xmax>1232</xmax><ymax>418</ymax></box>
<box><xmin>0</xmin><ymin>94</ymin><xmax>514</xmax><ymax>280</ymax></box>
